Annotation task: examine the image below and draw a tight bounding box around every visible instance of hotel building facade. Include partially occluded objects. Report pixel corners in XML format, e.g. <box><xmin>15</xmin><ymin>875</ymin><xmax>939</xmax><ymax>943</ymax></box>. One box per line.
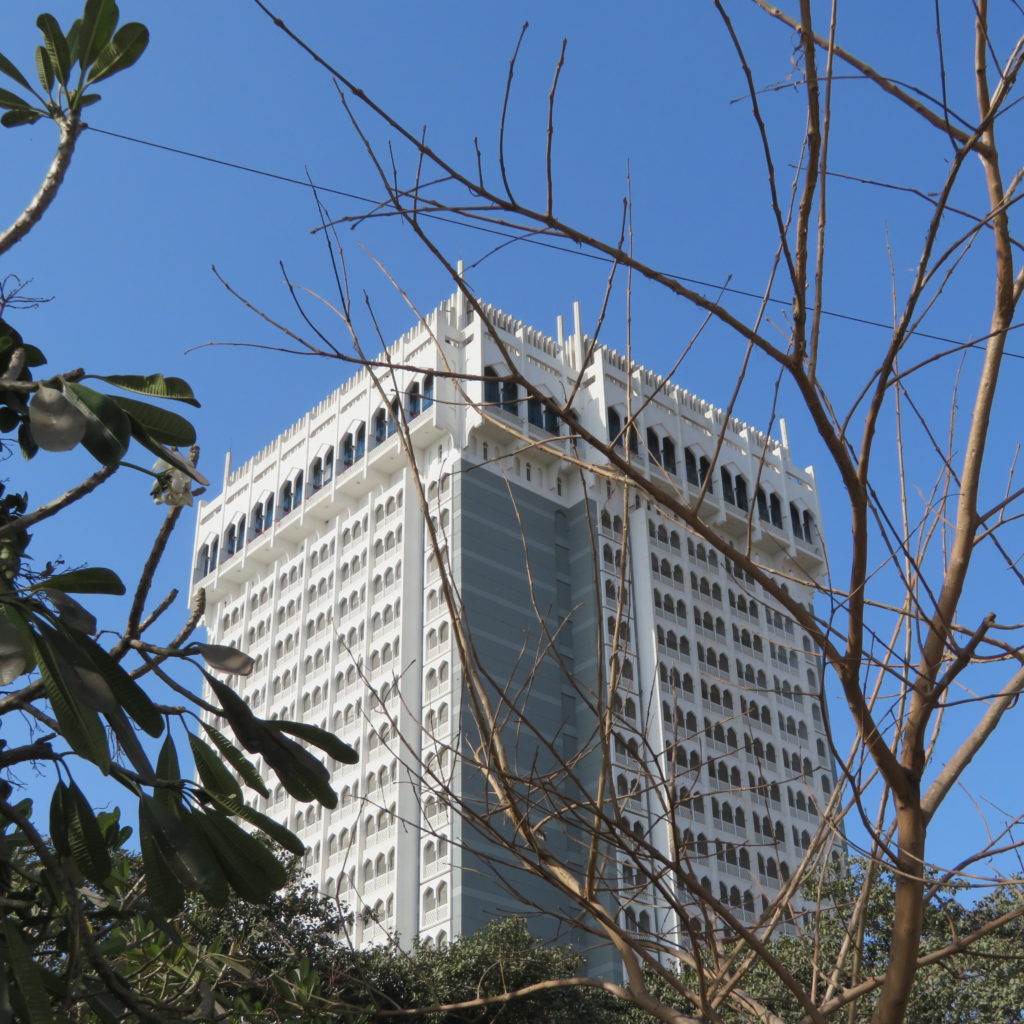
<box><xmin>190</xmin><ymin>291</ymin><xmax>834</xmax><ymax>958</ymax></box>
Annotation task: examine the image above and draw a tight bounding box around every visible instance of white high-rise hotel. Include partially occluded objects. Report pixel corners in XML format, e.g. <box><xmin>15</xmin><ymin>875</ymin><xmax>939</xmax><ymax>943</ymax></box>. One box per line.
<box><xmin>191</xmin><ymin>291</ymin><xmax>834</xmax><ymax>956</ymax></box>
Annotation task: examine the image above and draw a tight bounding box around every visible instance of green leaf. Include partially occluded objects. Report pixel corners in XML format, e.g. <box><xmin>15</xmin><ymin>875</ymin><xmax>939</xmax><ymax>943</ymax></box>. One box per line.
<box><xmin>105</xmin><ymin>705</ymin><xmax>155</xmax><ymax>779</ymax></box>
<box><xmin>155</xmin><ymin>734</ymin><xmax>181</xmax><ymax>785</ymax></box>
<box><xmin>65</xmin><ymin>20</ymin><xmax>81</xmax><ymax>66</ymax></box>
<box><xmin>0</xmin><ymin>52</ymin><xmax>34</xmax><ymax>93</ymax></box>
<box><xmin>65</xmin><ymin>781</ymin><xmax>112</xmax><ymax>884</ymax></box>
<box><xmin>76</xmin><ymin>632</ymin><xmax>162</xmax><ymax>738</ymax></box>
<box><xmin>196</xmin><ymin>810</ymin><xmax>287</xmax><ymax>903</ymax></box>
<box><xmin>208</xmin><ymin>794</ymin><xmax>304</xmax><ymax>856</ymax></box>
<box><xmin>17</xmin><ymin>419</ymin><xmax>38</xmax><ymax>459</ymax></box>
<box><xmin>1</xmin><ymin>109</ymin><xmax>42</xmax><ymax>127</ymax></box>
<box><xmin>189</xmin><ymin>733</ymin><xmax>243</xmax><ymax>803</ymax></box>
<box><xmin>200</xmin><ymin>722</ymin><xmax>269</xmax><ymax>798</ymax></box>
<box><xmin>36</xmin><ymin>621</ymin><xmax>116</xmax><ymax>714</ymax></box>
<box><xmin>111</xmin><ymin>394</ymin><xmax>195</xmax><ymax>446</ymax></box>
<box><xmin>86</xmin><ymin>22</ymin><xmax>148</xmax><ymax>85</ymax></box>
<box><xmin>80</xmin><ymin>0</ymin><xmax>119</xmax><ymax>67</ymax></box>
<box><xmin>260</xmin><ymin>728</ymin><xmax>337</xmax><ymax>808</ymax></box>
<box><xmin>205</xmin><ymin>675</ymin><xmax>336</xmax><ymax>807</ymax></box>
<box><xmin>36</xmin><ymin>15</ymin><xmax>71</xmax><ymax>89</ymax></box>
<box><xmin>98</xmin><ymin>372</ymin><xmax>200</xmax><ymax>407</ymax></box>
<box><xmin>128</xmin><ymin>420</ymin><xmax>209</xmax><ymax>486</ymax></box>
<box><xmin>49</xmin><ymin>785</ymin><xmax>70</xmax><ymax>858</ymax></box>
<box><xmin>62</xmin><ymin>381</ymin><xmax>130</xmax><ymax>465</ymax></box>
<box><xmin>140</xmin><ymin>796</ymin><xmax>228</xmax><ymax>905</ymax></box>
<box><xmin>0</xmin><ymin>408</ymin><xmax>21</xmax><ymax>433</ymax></box>
<box><xmin>138</xmin><ymin>803</ymin><xmax>184</xmax><ymax>915</ymax></box>
<box><xmin>0</xmin><ymin>88</ymin><xmax>33</xmax><ymax>111</ymax></box>
<box><xmin>34</xmin><ymin>45</ymin><xmax>54</xmax><ymax>95</ymax></box>
<box><xmin>275</xmin><ymin>719</ymin><xmax>359</xmax><ymax>765</ymax></box>
<box><xmin>75</xmin><ymin>92</ymin><xmax>101</xmax><ymax>107</ymax></box>
<box><xmin>29</xmin><ymin>567</ymin><xmax>125</xmax><ymax>596</ymax></box>
<box><xmin>2</xmin><ymin>918</ymin><xmax>55</xmax><ymax>1024</ymax></box>
<box><xmin>29</xmin><ymin>618</ymin><xmax>110</xmax><ymax>771</ymax></box>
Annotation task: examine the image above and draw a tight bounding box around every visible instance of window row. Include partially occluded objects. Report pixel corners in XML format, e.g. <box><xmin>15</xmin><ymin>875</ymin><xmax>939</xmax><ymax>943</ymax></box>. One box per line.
<box><xmin>483</xmin><ymin>367</ymin><xmax>560</xmax><ymax>434</ymax></box>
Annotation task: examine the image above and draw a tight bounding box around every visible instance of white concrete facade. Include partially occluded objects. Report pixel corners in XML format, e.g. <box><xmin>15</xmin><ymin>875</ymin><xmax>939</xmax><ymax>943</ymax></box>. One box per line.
<box><xmin>190</xmin><ymin>291</ymin><xmax>834</xmax><ymax>952</ymax></box>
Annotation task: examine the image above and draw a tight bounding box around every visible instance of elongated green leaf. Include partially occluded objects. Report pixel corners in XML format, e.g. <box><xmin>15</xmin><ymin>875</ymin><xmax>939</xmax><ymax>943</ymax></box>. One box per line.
<box><xmin>206</xmin><ymin>794</ymin><xmax>304</xmax><ymax>856</ymax></box>
<box><xmin>189</xmin><ymin>733</ymin><xmax>242</xmax><ymax>802</ymax></box>
<box><xmin>275</xmin><ymin>719</ymin><xmax>359</xmax><ymax>765</ymax></box>
<box><xmin>29</xmin><ymin>567</ymin><xmax>125</xmax><ymax>596</ymax></box>
<box><xmin>1</xmin><ymin>109</ymin><xmax>42</xmax><ymax>127</ymax></box>
<box><xmin>36</xmin><ymin>621</ymin><xmax>116</xmax><ymax>715</ymax></box>
<box><xmin>66</xmin><ymin>781</ymin><xmax>111</xmax><ymax>884</ymax></box>
<box><xmin>105</xmin><ymin>705</ymin><xmax>156</xmax><ymax>779</ymax></box>
<box><xmin>75</xmin><ymin>92</ymin><xmax>101</xmax><ymax>108</ymax></box>
<box><xmin>76</xmin><ymin>632</ymin><xmax>162</xmax><ymax>738</ymax></box>
<box><xmin>155</xmin><ymin>733</ymin><xmax>181</xmax><ymax>782</ymax></box>
<box><xmin>198</xmin><ymin>809</ymin><xmax>288</xmax><ymax>902</ymax></box>
<box><xmin>80</xmin><ymin>0</ymin><xmax>118</xmax><ymax>67</ymax></box>
<box><xmin>29</xmin><ymin>620</ymin><xmax>110</xmax><ymax>772</ymax></box>
<box><xmin>66</xmin><ymin>20</ymin><xmax>81</xmax><ymax>65</ymax></box>
<box><xmin>205</xmin><ymin>673</ymin><xmax>336</xmax><ymax>806</ymax></box>
<box><xmin>205</xmin><ymin>673</ymin><xmax>269</xmax><ymax>753</ymax></box>
<box><xmin>260</xmin><ymin>730</ymin><xmax>337</xmax><ymax>808</ymax></box>
<box><xmin>98</xmin><ymin>372</ymin><xmax>200</xmax><ymax>407</ymax></box>
<box><xmin>140</xmin><ymin>797</ymin><xmax>228</xmax><ymax>905</ymax></box>
<box><xmin>112</xmin><ymin>395</ymin><xmax>195</xmax><ymax>446</ymax></box>
<box><xmin>0</xmin><ymin>88</ymin><xmax>33</xmax><ymax>111</ymax></box>
<box><xmin>0</xmin><ymin>52</ymin><xmax>33</xmax><ymax>93</ymax></box>
<box><xmin>138</xmin><ymin>803</ymin><xmax>184</xmax><ymax>915</ymax></box>
<box><xmin>200</xmin><ymin>722</ymin><xmax>269</xmax><ymax>798</ymax></box>
<box><xmin>34</xmin><ymin>45</ymin><xmax>54</xmax><ymax>94</ymax></box>
<box><xmin>49</xmin><ymin>785</ymin><xmax>70</xmax><ymax>858</ymax></box>
<box><xmin>86</xmin><ymin>22</ymin><xmax>148</xmax><ymax>85</ymax></box>
<box><xmin>2</xmin><ymin>918</ymin><xmax>55</xmax><ymax>1024</ymax></box>
<box><xmin>17</xmin><ymin>419</ymin><xmax>38</xmax><ymax>458</ymax></box>
<box><xmin>36</xmin><ymin>15</ymin><xmax>70</xmax><ymax>88</ymax></box>
<box><xmin>128</xmin><ymin>420</ymin><xmax>208</xmax><ymax>486</ymax></box>
<box><xmin>63</xmin><ymin>382</ymin><xmax>130</xmax><ymax>465</ymax></box>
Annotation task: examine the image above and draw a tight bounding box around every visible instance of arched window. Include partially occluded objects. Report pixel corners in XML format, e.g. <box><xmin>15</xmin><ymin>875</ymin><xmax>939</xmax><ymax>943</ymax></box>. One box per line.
<box><xmin>483</xmin><ymin>366</ymin><xmax>501</xmax><ymax>405</ymax></box>
<box><xmin>608</xmin><ymin>407</ymin><xmax>622</xmax><ymax>446</ymax></box>
<box><xmin>407</xmin><ymin>381</ymin><xmax>422</xmax><ymax>418</ymax></box>
<box><xmin>423</xmin><ymin>374</ymin><xmax>434</xmax><ymax>410</ymax></box>
<box><xmin>528</xmin><ymin>396</ymin><xmax>544</xmax><ymax>427</ymax></box>
<box><xmin>646</xmin><ymin>427</ymin><xmax>661</xmax><ymax>465</ymax></box>
<box><xmin>721</xmin><ymin>467</ymin><xmax>735</xmax><ymax>504</ymax></box>
<box><xmin>374</xmin><ymin>409</ymin><xmax>387</xmax><ymax>444</ymax></box>
<box><xmin>662</xmin><ymin>438</ymin><xmax>677</xmax><ymax>474</ymax></box>
<box><xmin>500</xmin><ymin>378</ymin><xmax>518</xmax><ymax>414</ymax></box>
<box><xmin>735</xmin><ymin>474</ymin><xmax>749</xmax><ymax>510</ymax></box>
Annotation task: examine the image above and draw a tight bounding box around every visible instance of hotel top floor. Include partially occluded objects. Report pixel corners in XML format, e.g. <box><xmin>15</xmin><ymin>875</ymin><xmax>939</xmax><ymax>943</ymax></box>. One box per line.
<box><xmin>191</xmin><ymin>291</ymin><xmax>824</xmax><ymax>596</ymax></box>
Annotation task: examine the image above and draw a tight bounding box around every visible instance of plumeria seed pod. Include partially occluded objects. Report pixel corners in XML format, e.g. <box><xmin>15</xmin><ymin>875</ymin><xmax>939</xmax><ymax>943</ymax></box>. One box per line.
<box><xmin>192</xmin><ymin>643</ymin><xmax>255</xmax><ymax>676</ymax></box>
<box><xmin>29</xmin><ymin>385</ymin><xmax>87</xmax><ymax>452</ymax></box>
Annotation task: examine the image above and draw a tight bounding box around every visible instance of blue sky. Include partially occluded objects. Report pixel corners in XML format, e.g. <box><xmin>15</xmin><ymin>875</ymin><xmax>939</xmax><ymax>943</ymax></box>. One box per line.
<box><xmin>5</xmin><ymin>1</ymin><xmax>1024</xmax><ymax>885</ymax></box>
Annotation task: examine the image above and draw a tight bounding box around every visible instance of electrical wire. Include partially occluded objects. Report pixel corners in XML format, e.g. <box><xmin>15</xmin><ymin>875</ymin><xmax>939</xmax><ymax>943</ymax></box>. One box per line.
<box><xmin>87</xmin><ymin>124</ymin><xmax>1021</xmax><ymax>357</ymax></box>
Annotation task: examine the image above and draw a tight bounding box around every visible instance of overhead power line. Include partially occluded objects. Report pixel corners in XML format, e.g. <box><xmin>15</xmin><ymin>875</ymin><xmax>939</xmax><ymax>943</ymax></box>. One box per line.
<box><xmin>88</xmin><ymin>125</ymin><xmax>1017</xmax><ymax>356</ymax></box>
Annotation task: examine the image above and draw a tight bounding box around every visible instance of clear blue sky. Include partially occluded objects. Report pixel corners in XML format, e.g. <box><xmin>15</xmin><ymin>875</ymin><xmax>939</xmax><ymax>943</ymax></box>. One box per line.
<box><xmin>5</xmin><ymin>1</ymin><xmax>1023</xmax><ymax>884</ymax></box>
